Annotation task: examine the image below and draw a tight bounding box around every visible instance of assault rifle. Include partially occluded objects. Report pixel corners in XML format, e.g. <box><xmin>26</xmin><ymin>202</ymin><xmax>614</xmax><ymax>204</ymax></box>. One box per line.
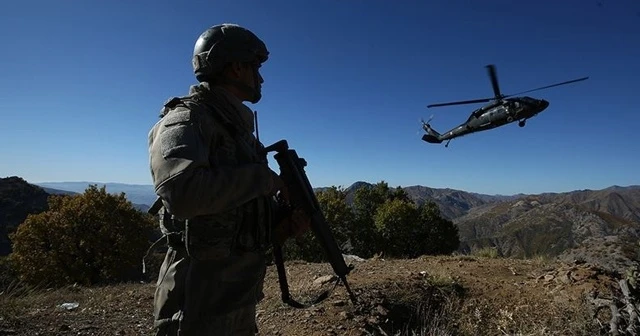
<box><xmin>264</xmin><ymin>139</ymin><xmax>358</xmax><ymax>308</ymax></box>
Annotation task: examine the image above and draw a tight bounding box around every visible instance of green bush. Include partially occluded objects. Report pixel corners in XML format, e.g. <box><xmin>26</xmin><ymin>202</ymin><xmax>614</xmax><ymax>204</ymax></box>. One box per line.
<box><xmin>473</xmin><ymin>247</ymin><xmax>500</xmax><ymax>259</ymax></box>
<box><xmin>283</xmin><ymin>181</ymin><xmax>460</xmax><ymax>261</ymax></box>
<box><xmin>9</xmin><ymin>185</ymin><xmax>156</xmax><ymax>287</ymax></box>
<box><xmin>373</xmin><ymin>198</ymin><xmax>420</xmax><ymax>257</ymax></box>
<box><xmin>283</xmin><ymin>186</ymin><xmax>355</xmax><ymax>262</ymax></box>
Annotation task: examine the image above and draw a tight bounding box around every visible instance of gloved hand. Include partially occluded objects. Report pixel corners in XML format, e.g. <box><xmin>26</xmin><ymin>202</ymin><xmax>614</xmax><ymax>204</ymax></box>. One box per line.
<box><xmin>267</xmin><ymin>169</ymin><xmax>286</xmax><ymax>196</ymax></box>
<box><xmin>273</xmin><ymin>207</ymin><xmax>311</xmax><ymax>246</ymax></box>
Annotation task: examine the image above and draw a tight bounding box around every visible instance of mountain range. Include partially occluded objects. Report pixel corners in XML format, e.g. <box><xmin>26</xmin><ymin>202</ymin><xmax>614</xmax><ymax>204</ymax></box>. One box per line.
<box><xmin>3</xmin><ymin>177</ymin><xmax>638</xmax><ymax>272</ymax></box>
<box><xmin>35</xmin><ymin>182</ymin><xmax>155</xmax><ymax>212</ymax></box>
<box><xmin>34</xmin><ymin>180</ymin><xmax>525</xmax><ymax>217</ymax></box>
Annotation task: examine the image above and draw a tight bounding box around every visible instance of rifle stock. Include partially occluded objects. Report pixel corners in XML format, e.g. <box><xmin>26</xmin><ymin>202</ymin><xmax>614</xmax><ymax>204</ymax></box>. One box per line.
<box><xmin>265</xmin><ymin>139</ymin><xmax>357</xmax><ymax>307</ymax></box>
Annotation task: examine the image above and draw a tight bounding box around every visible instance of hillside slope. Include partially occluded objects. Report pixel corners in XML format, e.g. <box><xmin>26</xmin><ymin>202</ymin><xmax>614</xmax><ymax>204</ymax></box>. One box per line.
<box><xmin>0</xmin><ymin>176</ymin><xmax>50</xmax><ymax>256</ymax></box>
<box><xmin>454</xmin><ymin>195</ymin><xmax>640</xmax><ymax>272</ymax></box>
<box><xmin>35</xmin><ymin>182</ymin><xmax>157</xmax><ymax>207</ymax></box>
<box><xmin>539</xmin><ymin>185</ymin><xmax>640</xmax><ymax>223</ymax></box>
<box><xmin>340</xmin><ymin>181</ymin><xmax>519</xmax><ymax>219</ymax></box>
<box><xmin>0</xmin><ymin>255</ymin><xmax>633</xmax><ymax>335</ymax></box>
<box><xmin>17</xmin><ymin>178</ymin><xmax>640</xmax><ymax>272</ymax></box>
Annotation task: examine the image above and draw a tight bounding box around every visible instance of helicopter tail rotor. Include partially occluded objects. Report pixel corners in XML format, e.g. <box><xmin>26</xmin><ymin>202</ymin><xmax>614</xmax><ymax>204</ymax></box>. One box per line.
<box><xmin>420</xmin><ymin>115</ymin><xmax>443</xmax><ymax>143</ymax></box>
<box><xmin>421</xmin><ymin>114</ymin><xmax>435</xmax><ymax>128</ymax></box>
<box><xmin>420</xmin><ymin>115</ymin><xmax>436</xmax><ymax>135</ymax></box>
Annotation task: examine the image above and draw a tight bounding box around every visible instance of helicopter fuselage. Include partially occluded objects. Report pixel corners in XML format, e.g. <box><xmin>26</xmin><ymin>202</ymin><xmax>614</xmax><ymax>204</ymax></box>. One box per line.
<box><xmin>421</xmin><ymin>64</ymin><xmax>587</xmax><ymax>147</ymax></box>
<box><xmin>423</xmin><ymin>96</ymin><xmax>549</xmax><ymax>144</ymax></box>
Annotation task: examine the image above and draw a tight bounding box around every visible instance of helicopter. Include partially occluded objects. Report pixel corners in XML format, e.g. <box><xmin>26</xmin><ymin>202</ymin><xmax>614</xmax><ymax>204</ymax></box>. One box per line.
<box><xmin>421</xmin><ymin>64</ymin><xmax>589</xmax><ymax>147</ymax></box>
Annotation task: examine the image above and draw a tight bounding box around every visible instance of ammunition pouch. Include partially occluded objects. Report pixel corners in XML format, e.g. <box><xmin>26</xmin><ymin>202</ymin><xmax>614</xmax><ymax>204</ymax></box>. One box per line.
<box><xmin>158</xmin><ymin>207</ymin><xmax>186</xmax><ymax>249</ymax></box>
<box><xmin>156</xmin><ymin>197</ymin><xmax>274</xmax><ymax>261</ymax></box>
<box><xmin>233</xmin><ymin>197</ymin><xmax>274</xmax><ymax>253</ymax></box>
<box><xmin>184</xmin><ymin>214</ymin><xmax>237</xmax><ymax>260</ymax></box>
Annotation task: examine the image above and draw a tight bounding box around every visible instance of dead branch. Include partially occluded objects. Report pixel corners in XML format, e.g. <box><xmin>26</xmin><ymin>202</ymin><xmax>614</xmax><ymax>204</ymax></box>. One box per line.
<box><xmin>619</xmin><ymin>279</ymin><xmax>638</xmax><ymax>335</ymax></box>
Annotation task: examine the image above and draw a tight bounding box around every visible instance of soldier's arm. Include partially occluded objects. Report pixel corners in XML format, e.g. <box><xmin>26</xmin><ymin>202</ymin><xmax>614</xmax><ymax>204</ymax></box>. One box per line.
<box><xmin>148</xmin><ymin>107</ymin><xmax>276</xmax><ymax>219</ymax></box>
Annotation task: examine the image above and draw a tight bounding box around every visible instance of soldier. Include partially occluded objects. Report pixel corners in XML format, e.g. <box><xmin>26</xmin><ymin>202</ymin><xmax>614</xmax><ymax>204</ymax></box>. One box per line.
<box><xmin>147</xmin><ymin>23</ymin><xmax>309</xmax><ymax>335</ymax></box>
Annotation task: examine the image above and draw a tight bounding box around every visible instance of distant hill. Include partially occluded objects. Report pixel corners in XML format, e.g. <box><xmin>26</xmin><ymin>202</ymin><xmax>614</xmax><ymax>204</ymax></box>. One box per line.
<box><xmin>335</xmin><ymin>181</ymin><xmax>523</xmax><ymax>219</ymax></box>
<box><xmin>25</xmin><ymin>179</ymin><xmax>640</xmax><ymax>272</ymax></box>
<box><xmin>334</xmin><ymin>181</ymin><xmax>640</xmax><ymax>272</ymax></box>
<box><xmin>1</xmin><ymin>177</ymin><xmax>154</xmax><ymax>256</ymax></box>
<box><xmin>35</xmin><ymin>182</ymin><xmax>157</xmax><ymax>207</ymax></box>
<box><xmin>452</xmin><ymin>187</ymin><xmax>640</xmax><ymax>272</ymax></box>
<box><xmin>39</xmin><ymin>187</ymin><xmax>77</xmax><ymax>196</ymax></box>
<box><xmin>34</xmin><ymin>180</ymin><xmax>640</xmax><ymax>221</ymax></box>
<box><xmin>30</xmin><ymin>180</ymin><xmax>534</xmax><ymax>218</ymax></box>
<box><xmin>0</xmin><ymin>176</ymin><xmax>51</xmax><ymax>255</ymax></box>
<box><xmin>133</xmin><ymin>203</ymin><xmax>150</xmax><ymax>213</ymax></box>
<box><xmin>537</xmin><ymin>185</ymin><xmax>640</xmax><ymax>223</ymax></box>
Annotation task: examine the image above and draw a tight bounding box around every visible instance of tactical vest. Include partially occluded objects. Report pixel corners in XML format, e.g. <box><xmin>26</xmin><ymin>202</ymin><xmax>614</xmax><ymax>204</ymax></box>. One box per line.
<box><xmin>150</xmin><ymin>88</ymin><xmax>274</xmax><ymax>261</ymax></box>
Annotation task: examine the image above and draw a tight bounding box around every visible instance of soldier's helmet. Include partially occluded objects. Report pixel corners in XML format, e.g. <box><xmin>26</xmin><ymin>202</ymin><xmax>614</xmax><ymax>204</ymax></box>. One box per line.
<box><xmin>192</xmin><ymin>24</ymin><xmax>269</xmax><ymax>82</ymax></box>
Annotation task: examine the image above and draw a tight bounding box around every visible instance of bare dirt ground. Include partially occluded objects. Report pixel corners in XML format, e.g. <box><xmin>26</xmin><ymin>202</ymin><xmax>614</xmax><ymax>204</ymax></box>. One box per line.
<box><xmin>0</xmin><ymin>255</ymin><xmax>625</xmax><ymax>336</ymax></box>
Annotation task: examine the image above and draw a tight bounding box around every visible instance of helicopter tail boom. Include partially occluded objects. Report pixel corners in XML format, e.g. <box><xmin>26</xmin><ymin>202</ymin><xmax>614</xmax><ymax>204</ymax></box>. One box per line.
<box><xmin>422</xmin><ymin>134</ymin><xmax>442</xmax><ymax>144</ymax></box>
<box><xmin>421</xmin><ymin>122</ymin><xmax>443</xmax><ymax>144</ymax></box>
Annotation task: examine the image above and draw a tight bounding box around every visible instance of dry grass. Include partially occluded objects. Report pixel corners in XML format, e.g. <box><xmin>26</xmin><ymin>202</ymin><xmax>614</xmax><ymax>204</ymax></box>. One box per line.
<box><xmin>0</xmin><ymin>255</ymin><xmax>624</xmax><ymax>336</ymax></box>
<box><xmin>472</xmin><ymin>247</ymin><xmax>500</xmax><ymax>259</ymax></box>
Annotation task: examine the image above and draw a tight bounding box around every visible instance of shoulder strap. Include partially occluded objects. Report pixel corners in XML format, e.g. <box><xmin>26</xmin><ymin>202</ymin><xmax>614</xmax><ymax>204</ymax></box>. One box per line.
<box><xmin>148</xmin><ymin>94</ymin><xmax>256</xmax><ymax>216</ymax></box>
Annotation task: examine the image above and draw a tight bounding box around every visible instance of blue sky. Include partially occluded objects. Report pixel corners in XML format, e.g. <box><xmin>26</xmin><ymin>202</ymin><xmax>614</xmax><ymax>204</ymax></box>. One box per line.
<box><xmin>1</xmin><ymin>0</ymin><xmax>638</xmax><ymax>195</ymax></box>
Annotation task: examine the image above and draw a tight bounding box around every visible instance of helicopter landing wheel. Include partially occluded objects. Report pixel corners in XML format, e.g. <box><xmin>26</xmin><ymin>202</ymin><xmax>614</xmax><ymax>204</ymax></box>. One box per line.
<box><xmin>518</xmin><ymin>120</ymin><xmax>526</xmax><ymax>127</ymax></box>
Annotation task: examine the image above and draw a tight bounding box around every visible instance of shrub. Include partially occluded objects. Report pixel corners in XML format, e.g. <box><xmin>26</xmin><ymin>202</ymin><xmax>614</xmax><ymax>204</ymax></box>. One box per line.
<box><xmin>473</xmin><ymin>247</ymin><xmax>500</xmax><ymax>259</ymax></box>
<box><xmin>283</xmin><ymin>181</ymin><xmax>460</xmax><ymax>261</ymax></box>
<box><xmin>373</xmin><ymin>198</ymin><xmax>421</xmax><ymax>257</ymax></box>
<box><xmin>9</xmin><ymin>185</ymin><xmax>155</xmax><ymax>287</ymax></box>
<box><xmin>415</xmin><ymin>201</ymin><xmax>460</xmax><ymax>256</ymax></box>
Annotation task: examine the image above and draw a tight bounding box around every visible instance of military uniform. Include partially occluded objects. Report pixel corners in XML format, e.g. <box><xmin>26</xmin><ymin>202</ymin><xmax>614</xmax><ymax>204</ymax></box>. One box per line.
<box><xmin>148</xmin><ymin>23</ymin><xmax>283</xmax><ymax>335</ymax></box>
<box><xmin>148</xmin><ymin>82</ymin><xmax>277</xmax><ymax>335</ymax></box>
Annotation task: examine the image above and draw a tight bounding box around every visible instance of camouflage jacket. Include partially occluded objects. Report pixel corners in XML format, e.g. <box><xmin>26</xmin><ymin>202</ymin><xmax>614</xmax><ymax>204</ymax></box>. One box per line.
<box><xmin>148</xmin><ymin>82</ymin><xmax>276</xmax><ymax>258</ymax></box>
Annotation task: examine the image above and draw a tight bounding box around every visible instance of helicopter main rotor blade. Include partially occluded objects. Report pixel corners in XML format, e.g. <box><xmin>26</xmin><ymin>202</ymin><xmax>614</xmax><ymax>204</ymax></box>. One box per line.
<box><xmin>486</xmin><ymin>64</ymin><xmax>502</xmax><ymax>98</ymax></box>
<box><xmin>427</xmin><ymin>98</ymin><xmax>493</xmax><ymax>108</ymax></box>
<box><xmin>504</xmin><ymin>77</ymin><xmax>590</xmax><ymax>97</ymax></box>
